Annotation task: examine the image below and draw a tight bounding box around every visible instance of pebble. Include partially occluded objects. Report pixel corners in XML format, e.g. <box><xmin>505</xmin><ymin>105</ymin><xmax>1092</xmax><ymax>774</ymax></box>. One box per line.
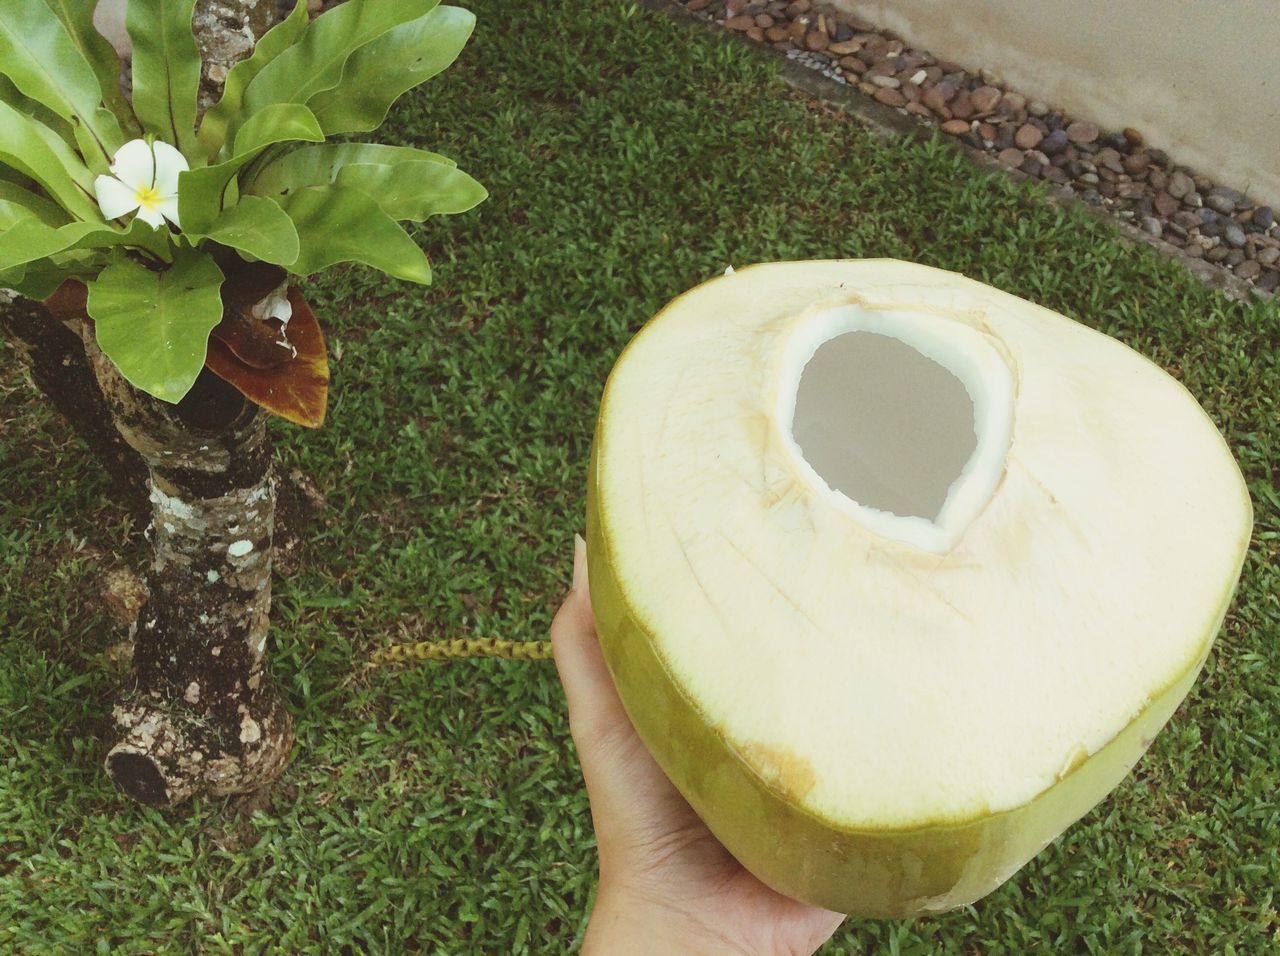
<box><xmin>1123</xmin><ymin>152</ymin><xmax>1149</xmax><ymax>175</ymax></box>
<box><xmin>1014</xmin><ymin>124</ymin><xmax>1043</xmax><ymax>149</ymax></box>
<box><xmin>870</xmin><ymin>75</ymin><xmax>901</xmax><ymax>88</ymax></box>
<box><xmin>1039</xmin><ymin>130</ymin><xmax>1069</xmax><ymax>156</ymax></box>
<box><xmin>921</xmin><ymin>82</ymin><xmax>957</xmax><ymax>112</ymax></box>
<box><xmin>1206</xmin><ymin>193</ymin><xmax>1236</xmax><ymax>215</ymax></box>
<box><xmin>1237</xmin><ymin>259</ymin><xmax>1262</xmax><ymax>280</ymax></box>
<box><xmin>1102</xmin><ymin>133</ymin><xmax>1130</xmax><ymax>152</ymax></box>
<box><xmin>1028</xmin><ymin>100</ymin><xmax>1049</xmax><ymax>117</ymax></box>
<box><xmin>1020</xmin><ymin>158</ymin><xmax>1043</xmax><ymax>178</ymax></box>
<box><xmin>1166</xmin><ymin>170</ymin><xmax>1194</xmax><ymax>199</ymax></box>
<box><xmin>874</xmin><ymin>87</ymin><xmax>907</xmax><ymax>107</ymax></box>
<box><xmin>978</xmin><ymin>121</ymin><xmax>998</xmax><ymax>142</ymax></box>
<box><xmin>1206</xmin><ymin>245</ymin><xmax>1230</xmax><ymax>263</ymax></box>
<box><xmin>950</xmin><ymin>91</ymin><xmax>974</xmax><ymax>119</ymax></box>
<box><xmin>726</xmin><ymin>14</ymin><xmax>755</xmax><ymax>29</ymax></box>
<box><xmin>1096</xmin><ymin>148</ymin><xmax>1125</xmax><ymax>173</ymax></box>
<box><xmin>1000</xmin><ymin>91</ymin><xmax>1026</xmax><ymax>115</ymax></box>
<box><xmin>1152</xmin><ymin>189</ymin><xmax>1177</xmax><ymax>216</ymax></box>
<box><xmin>997</xmin><ymin>147</ymin><xmax>1025</xmax><ymax>167</ymax></box>
<box><xmin>766</xmin><ymin>24</ymin><xmax>788</xmax><ymax>41</ymax></box>
<box><xmin>1042</xmin><ymin>165</ymin><xmax>1070</xmax><ymax>184</ymax></box>
<box><xmin>1066</xmin><ymin>121</ymin><xmax>1099</xmax><ymax>144</ymax></box>
<box><xmin>1258</xmin><ymin>270</ymin><xmax>1280</xmax><ymax>293</ymax></box>
<box><xmin>1258</xmin><ymin>247</ymin><xmax>1280</xmax><ymax>267</ymax></box>
<box><xmin>1148</xmin><ymin>169</ymin><xmax>1167</xmax><ymax>191</ymax></box>
<box><xmin>1123</xmin><ymin>127</ymin><xmax>1144</xmax><ymax>148</ymax></box>
<box><xmin>1223</xmin><ymin>223</ymin><xmax>1247</xmax><ymax>248</ymax></box>
<box><xmin>1081</xmin><ymin>188</ymin><xmax>1103</xmax><ymax>205</ymax></box>
<box><xmin>970</xmin><ymin>85</ymin><xmax>1002</xmax><ymax>114</ymax></box>
<box><xmin>1140</xmin><ymin>216</ymin><xmax>1163</xmax><ymax>238</ymax></box>
<box><xmin>805</xmin><ymin>30</ymin><xmax>829</xmax><ymax>51</ymax></box>
<box><xmin>941</xmin><ymin>118</ymin><xmax>970</xmax><ymax>135</ymax></box>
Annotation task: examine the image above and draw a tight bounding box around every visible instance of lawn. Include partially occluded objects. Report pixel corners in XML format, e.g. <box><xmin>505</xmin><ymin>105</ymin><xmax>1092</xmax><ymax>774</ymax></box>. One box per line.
<box><xmin>2</xmin><ymin>0</ymin><xmax>1277</xmax><ymax>952</ymax></box>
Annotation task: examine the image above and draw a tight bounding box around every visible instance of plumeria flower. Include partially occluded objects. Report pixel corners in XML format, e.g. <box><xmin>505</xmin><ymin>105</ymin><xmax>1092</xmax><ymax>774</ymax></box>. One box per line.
<box><xmin>93</xmin><ymin>138</ymin><xmax>188</xmax><ymax>229</ymax></box>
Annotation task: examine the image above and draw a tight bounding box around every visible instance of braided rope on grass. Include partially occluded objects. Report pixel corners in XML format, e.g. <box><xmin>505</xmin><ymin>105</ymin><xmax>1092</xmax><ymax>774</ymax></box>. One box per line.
<box><xmin>369</xmin><ymin>637</ymin><xmax>554</xmax><ymax>667</ymax></box>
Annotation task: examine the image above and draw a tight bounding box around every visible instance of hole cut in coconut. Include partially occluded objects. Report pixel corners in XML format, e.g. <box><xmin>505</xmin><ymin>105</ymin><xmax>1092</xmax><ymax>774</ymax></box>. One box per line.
<box><xmin>777</xmin><ymin>303</ymin><xmax>1015</xmax><ymax>553</ymax></box>
<box><xmin>792</xmin><ymin>331</ymin><xmax>977</xmax><ymax>522</ymax></box>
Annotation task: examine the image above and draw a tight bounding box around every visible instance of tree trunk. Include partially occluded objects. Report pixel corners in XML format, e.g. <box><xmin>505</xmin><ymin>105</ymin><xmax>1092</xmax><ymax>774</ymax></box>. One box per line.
<box><xmin>85</xmin><ymin>333</ymin><xmax>293</xmax><ymax>805</ymax></box>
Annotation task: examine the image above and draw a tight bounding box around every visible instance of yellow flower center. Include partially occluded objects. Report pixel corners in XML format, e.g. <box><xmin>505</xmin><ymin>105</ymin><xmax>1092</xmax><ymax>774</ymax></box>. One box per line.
<box><xmin>134</xmin><ymin>184</ymin><xmax>161</xmax><ymax>209</ymax></box>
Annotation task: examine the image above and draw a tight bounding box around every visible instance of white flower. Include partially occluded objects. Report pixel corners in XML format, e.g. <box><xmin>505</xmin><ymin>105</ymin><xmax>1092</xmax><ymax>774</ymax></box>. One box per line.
<box><xmin>93</xmin><ymin>139</ymin><xmax>188</xmax><ymax>229</ymax></box>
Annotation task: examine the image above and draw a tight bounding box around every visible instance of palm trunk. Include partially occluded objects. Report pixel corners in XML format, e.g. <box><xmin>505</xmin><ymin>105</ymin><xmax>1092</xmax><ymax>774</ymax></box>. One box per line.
<box><xmin>83</xmin><ymin>330</ymin><xmax>293</xmax><ymax>804</ymax></box>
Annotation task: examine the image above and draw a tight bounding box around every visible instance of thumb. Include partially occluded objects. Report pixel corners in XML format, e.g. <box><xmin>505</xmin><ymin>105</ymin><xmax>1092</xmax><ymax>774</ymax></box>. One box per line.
<box><xmin>551</xmin><ymin>535</ymin><xmax>635</xmax><ymax>755</ymax></box>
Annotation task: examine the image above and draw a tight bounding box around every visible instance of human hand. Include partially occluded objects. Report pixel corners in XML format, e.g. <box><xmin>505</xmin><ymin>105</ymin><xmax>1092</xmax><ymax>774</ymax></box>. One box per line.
<box><xmin>552</xmin><ymin>535</ymin><xmax>844</xmax><ymax>955</ymax></box>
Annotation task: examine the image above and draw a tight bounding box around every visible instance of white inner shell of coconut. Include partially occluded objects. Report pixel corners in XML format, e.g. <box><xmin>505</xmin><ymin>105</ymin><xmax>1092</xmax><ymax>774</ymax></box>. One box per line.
<box><xmin>595</xmin><ymin>261</ymin><xmax>1250</xmax><ymax>830</ymax></box>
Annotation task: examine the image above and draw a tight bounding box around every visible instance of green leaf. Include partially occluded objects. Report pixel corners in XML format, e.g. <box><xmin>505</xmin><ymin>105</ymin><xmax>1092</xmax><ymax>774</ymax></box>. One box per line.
<box><xmin>233</xmin><ymin>101</ymin><xmax>326</xmax><ymax>157</ymax></box>
<box><xmin>0</xmin><ymin>257</ymin><xmax>76</xmax><ymax>298</ymax></box>
<box><xmin>127</xmin><ymin>0</ymin><xmax>200</xmax><ymax>155</ymax></box>
<box><xmin>201</xmin><ymin>195</ymin><xmax>300</xmax><ymax>266</ymax></box>
<box><xmin>0</xmin><ymin>0</ymin><xmax>124</xmax><ymax>167</ymax></box>
<box><xmin>247</xmin><ymin>142</ymin><xmax>455</xmax><ymax>197</ymax></box>
<box><xmin>88</xmin><ymin>246</ymin><xmax>225</xmax><ymax>403</ymax></box>
<box><xmin>0</xmin><ymin>98</ymin><xmax>100</xmax><ymax>221</ymax></box>
<box><xmin>0</xmin><ymin>180</ymin><xmax>71</xmax><ymax>227</ymax></box>
<box><xmin>241</xmin><ymin>0</ymin><xmax>437</xmax><ymax>117</ymax></box>
<box><xmin>279</xmin><ymin>184</ymin><xmax>431</xmax><ymax>283</ymax></box>
<box><xmin>178</xmin><ymin>103</ymin><xmax>325</xmax><ymax>235</ymax></box>
<box><xmin>0</xmin><ymin>216</ymin><xmax>170</xmax><ymax>272</ymax></box>
<box><xmin>197</xmin><ymin>0</ymin><xmax>311</xmax><ymax>161</ymax></box>
<box><xmin>334</xmin><ymin>162</ymin><xmax>486</xmax><ymax>222</ymax></box>
<box><xmin>0</xmin><ymin>219</ymin><xmax>98</xmax><ymax>271</ymax></box>
<box><xmin>0</xmin><ymin>73</ymin><xmax>77</xmax><ymax>149</ymax></box>
<box><xmin>309</xmin><ymin>6</ymin><xmax>474</xmax><ymax>135</ymax></box>
<box><xmin>40</xmin><ymin>0</ymin><xmax>136</xmax><ymax>132</ymax></box>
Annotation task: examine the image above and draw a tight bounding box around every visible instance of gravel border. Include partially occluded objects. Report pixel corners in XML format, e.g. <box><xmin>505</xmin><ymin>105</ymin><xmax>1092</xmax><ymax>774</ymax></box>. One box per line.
<box><xmin>641</xmin><ymin>0</ymin><xmax>1278</xmax><ymax>302</ymax></box>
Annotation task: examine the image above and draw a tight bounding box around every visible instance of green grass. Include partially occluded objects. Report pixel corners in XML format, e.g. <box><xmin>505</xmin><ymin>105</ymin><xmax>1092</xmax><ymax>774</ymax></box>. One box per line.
<box><xmin>2</xmin><ymin>0</ymin><xmax>1278</xmax><ymax>951</ymax></box>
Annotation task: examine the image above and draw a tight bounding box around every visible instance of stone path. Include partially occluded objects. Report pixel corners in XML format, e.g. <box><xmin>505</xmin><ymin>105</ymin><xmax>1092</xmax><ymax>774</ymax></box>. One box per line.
<box><xmin>677</xmin><ymin>0</ymin><xmax>1278</xmax><ymax>296</ymax></box>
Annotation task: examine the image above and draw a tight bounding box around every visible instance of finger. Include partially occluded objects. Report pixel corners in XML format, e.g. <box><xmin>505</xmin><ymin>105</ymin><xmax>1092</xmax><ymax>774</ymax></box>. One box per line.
<box><xmin>551</xmin><ymin>536</ymin><xmax>633</xmax><ymax>751</ymax></box>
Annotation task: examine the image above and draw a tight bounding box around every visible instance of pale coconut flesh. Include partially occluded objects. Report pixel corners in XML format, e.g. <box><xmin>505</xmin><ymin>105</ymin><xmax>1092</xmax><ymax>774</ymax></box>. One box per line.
<box><xmin>586</xmin><ymin>260</ymin><xmax>1251</xmax><ymax>917</ymax></box>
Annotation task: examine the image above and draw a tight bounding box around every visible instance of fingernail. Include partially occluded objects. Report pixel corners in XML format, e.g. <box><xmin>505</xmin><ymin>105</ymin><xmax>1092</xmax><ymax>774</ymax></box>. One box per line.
<box><xmin>572</xmin><ymin>533</ymin><xmax>587</xmax><ymax>592</ymax></box>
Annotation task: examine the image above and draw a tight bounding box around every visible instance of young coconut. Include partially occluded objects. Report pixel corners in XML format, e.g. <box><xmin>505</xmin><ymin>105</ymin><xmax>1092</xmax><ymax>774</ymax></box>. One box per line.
<box><xmin>585</xmin><ymin>259</ymin><xmax>1251</xmax><ymax>918</ymax></box>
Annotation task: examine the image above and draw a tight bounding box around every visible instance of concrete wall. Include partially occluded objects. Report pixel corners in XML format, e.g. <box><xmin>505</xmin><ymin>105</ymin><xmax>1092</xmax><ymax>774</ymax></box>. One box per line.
<box><xmin>834</xmin><ymin>0</ymin><xmax>1280</xmax><ymax>208</ymax></box>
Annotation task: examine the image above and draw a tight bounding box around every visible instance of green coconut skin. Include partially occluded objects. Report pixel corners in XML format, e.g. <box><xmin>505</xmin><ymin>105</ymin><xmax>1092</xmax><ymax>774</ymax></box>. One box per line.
<box><xmin>586</xmin><ymin>433</ymin><xmax>1236</xmax><ymax>918</ymax></box>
